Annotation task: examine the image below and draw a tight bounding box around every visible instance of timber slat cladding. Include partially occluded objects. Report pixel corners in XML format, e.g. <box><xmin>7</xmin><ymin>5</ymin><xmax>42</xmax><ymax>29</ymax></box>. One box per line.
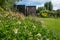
<box><xmin>14</xmin><ymin>5</ymin><xmax>36</xmax><ymax>16</ymax></box>
<box><xmin>17</xmin><ymin>5</ymin><xmax>26</xmax><ymax>15</ymax></box>
<box><xmin>26</xmin><ymin>6</ymin><xmax>36</xmax><ymax>16</ymax></box>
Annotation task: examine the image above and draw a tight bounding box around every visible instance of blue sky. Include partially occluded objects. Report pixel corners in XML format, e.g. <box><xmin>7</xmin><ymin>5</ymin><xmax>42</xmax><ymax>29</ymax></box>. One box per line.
<box><xmin>16</xmin><ymin>0</ymin><xmax>60</xmax><ymax>10</ymax></box>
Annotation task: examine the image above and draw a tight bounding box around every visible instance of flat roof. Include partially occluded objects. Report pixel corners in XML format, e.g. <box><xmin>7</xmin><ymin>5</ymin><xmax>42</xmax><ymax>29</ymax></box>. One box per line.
<box><xmin>26</xmin><ymin>6</ymin><xmax>36</xmax><ymax>7</ymax></box>
<box><xmin>15</xmin><ymin>4</ymin><xmax>36</xmax><ymax>6</ymax></box>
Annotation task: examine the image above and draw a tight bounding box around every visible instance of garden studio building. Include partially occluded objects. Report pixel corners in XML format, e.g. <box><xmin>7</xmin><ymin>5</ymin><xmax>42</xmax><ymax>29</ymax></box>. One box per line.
<box><xmin>14</xmin><ymin>4</ymin><xmax>36</xmax><ymax>16</ymax></box>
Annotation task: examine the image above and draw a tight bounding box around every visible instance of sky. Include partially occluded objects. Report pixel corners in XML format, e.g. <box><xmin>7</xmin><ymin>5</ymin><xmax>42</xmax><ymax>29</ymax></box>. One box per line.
<box><xmin>16</xmin><ymin>0</ymin><xmax>60</xmax><ymax>10</ymax></box>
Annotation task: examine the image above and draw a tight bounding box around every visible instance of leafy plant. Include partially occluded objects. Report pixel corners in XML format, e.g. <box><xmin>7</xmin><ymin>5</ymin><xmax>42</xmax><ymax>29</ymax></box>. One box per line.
<box><xmin>0</xmin><ymin>8</ymin><xmax>58</xmax><ymax>40</ymax></box>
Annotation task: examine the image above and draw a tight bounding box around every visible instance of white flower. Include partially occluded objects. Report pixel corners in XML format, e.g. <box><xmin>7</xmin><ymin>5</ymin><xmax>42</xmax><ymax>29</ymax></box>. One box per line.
<box><xmin>28</xmin><ymin>32</ymin><xmax>32</xmax><ymax>36</ymax></box>
<box><xmin>24</xmin><ymin>26</ymin><xmax>27</xmax><ymax>29</ymax></box>
<box><xmin>46</xmin><ymin>38</ymin><xmax>49</xmax><ymax>40</ymax></box>
<box><xmin>13</xmin><ymin>28</ymin><xmax>18</xmax><ymax>34</ymax></box>
<box><xmin>12</xmin><ymin>17</ymin><xmax>16</xmax><ymax>20</ymax></box>
<box><xmin>0</xmin><ymin>20</ymin><xmax>1</xmax><ymax>22</ymax></box>
<box><xmin>0</xmin><ymin>14</ymin><xmax>2</xmax><ymax>17</ymax></box>
<box><xmin>37</xmin><ymin>33</ymin><xmax>41</xmax><ymax>37</ymax></box>
<box><xmin>8</xmin><ymin>16</ymin><xmax>10</xmax><ymax>18</ymax></box>
<box><xmin>4</xmin><ymin>13</ymin><xmax>9</xmax><ymax>17</ymax></box>
<box><xmin>17</xmin><ymin>21</ymin><xmax>21</xmax><ymax>24</ymax></box>
<box><xmin>32</xmin><ymin>25</ymin><xmax>36</xmax><ymax>28</ymax></box>
<box><xmin>37</xmin><ymin>39</ymin><xmax>40</xmax><ymax>40</ymax></box>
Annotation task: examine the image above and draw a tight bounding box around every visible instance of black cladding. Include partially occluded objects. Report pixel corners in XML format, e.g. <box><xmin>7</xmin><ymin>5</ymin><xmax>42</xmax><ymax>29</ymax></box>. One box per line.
<box><xmin>14</xmin><ymin>5</ymin><xmax>36</xmax><ymax>16</ymax></box>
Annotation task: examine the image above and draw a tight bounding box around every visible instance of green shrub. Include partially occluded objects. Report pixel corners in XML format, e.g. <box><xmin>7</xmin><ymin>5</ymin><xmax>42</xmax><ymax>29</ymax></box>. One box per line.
<box><xmin>0</xmin><ymin>9</ymin><xmax>58</xmax><ymax>40</ymax></box>
<box><xmin>56</xmin><ymin>9</ymin><xmax>60</xmax><ymax>17</ymax></box>
<box><xmin>40</xmin><ymin>10</ymin><xmax>49</xmax><ymax>17</ymax></box>
<box><xmin>0</xmin><ymin>16</ymin><xmax>57</xmax><ymax>40</ymax></box>
<box><xmin>41</xmin><ymin>12</ymin><xmax>48</xmax><ymax>17</ymax></box>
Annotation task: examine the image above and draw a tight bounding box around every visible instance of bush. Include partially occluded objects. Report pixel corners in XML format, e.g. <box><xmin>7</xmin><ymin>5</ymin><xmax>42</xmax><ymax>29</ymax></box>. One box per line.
<box><xmin>40</xmin><ymin>10</ymin><xmax>49</xmax><ymax>18</ymax></box>
<box><xmin>38</xmin><ymin>10</ymin><xmax>57</xmax><ymax>18</ymax></box>
<box><xmin>0</xmin><ymin>8</ymin><xmax>58</xmax><ymax>40</ymax></box>
<box><xmin>41</xmin><ymin>12</ymin><xmax>48</xmax><ymax>18</ymax></box>
<box><xmin>56</xmin><ymin>9</ymin><xmax>60</xmax><ymax>17</ymax></box>
<box><xmin>48</xmin><ymin>11</ymin><xmax>57</xmax><ymax>18</ymax></box>
<box><xmin>0</xmin><ymin>17</ymin><xmax>57</xmax><ymax>40</ymax></box>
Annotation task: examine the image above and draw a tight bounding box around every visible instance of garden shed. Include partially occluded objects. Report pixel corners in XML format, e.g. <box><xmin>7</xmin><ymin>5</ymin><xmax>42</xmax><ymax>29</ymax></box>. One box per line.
<box><xmin>14</xmin><ymin>5</ymin><xmax>36</xmax><ymax>16</ymax></box>
<box><xmin>26</xmin><ymin>6</ymin><xmax>36</xmax><ymax>16</ymax></box>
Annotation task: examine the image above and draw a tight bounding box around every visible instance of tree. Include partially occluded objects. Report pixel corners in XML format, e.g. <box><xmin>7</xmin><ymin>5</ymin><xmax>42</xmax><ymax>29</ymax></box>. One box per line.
<box><xmin>56</xmin><ymin>9</ymin><xmax>60</xmax><ymax>17</ymax></box>
<box><xmin>49</xmin><ymin>1</ymin><xmax>53</xmax><ymax>11</ymax></box>
<box><xmin>44</xmin><ymin>1</ymin><xmax>53</xmax><ymax>11</ymax></box>
<box><xmin>36</xmin><ymin>7</ymin><xmax>45</xmax><ymax>13</ymax></box>
<box><xmin>0</xmin><ymin>0</ymin><xmax>6</xmax><ymax>7</ymax></box>
<box><xmin>44</xmin><ymin>2</ymin><xmax>49</xmax><ymax>10</ymax></box>
<box><xmin>0</xmin><ymin>0</ymin><xmax>21</xmax><ymax>10</ymax></box>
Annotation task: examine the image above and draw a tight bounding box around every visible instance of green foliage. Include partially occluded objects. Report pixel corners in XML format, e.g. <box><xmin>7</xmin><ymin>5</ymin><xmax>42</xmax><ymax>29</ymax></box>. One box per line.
<box><xmin>56</xmin><ymin>9</ymin><xmax>60</xmax><ymax>17</ymax></box>
<box><xmin>44</xmin><ymin>2</ymin><xmax>49</xmax><ymax>10</ymax></box>
<box><xmin>36</xmin><ymin>8</ymin><xmax>57</xmax><ymax>18</ymax></box>
<box><xmin>49</xmin><ymin>1</ymin><xmax>53</xmax><ymax>11</ymax></box>
<box><xmin>48</xmin><ymin>10</ymin><xmax>57</xmax><ymax>17</ymax></box>
<box><xmin>0</xmin><ymin>7</ymin><xmax>9</xmax><ymax>15</ymax></box>
<box><xmin>40</xmin><ymin>10</ymin><xmax>57</xmax><ymax>18</ymax></box>
<box><xmin>36</xmin><ymin>7</ymin><xmax>46</xmax><ymax>17</ymax></box>
<box><xmin>41</xmin><ymin>12</ymin><xmax>48</xmax><ymax>17</ymax></box>
<box><xmin>40</xmin><ymin>18</ymin><xmax>60</xmax><ymax>40</ymax></box>
<box><xmin>0</xmin><ymin>0</ymin><xmax>6</xmax><ymax>7</ymax></box>
<box><xmin>36</xmin><ymin>7</ymin><xmax>45</xmax><ymax>13</ymax></box>
<box><xmin>44</xmin><ymin>1</ymin><xmax>53</xmax><ymax>11</ymax></box>
<box><xmin>40</xmin><ymin>10</ymin><xmax>49</xmax><ymax>17</ymax></box>
<box><xmin>0</xmin><ymin>8</ymin><xmax>57</xmax><ymax>40</ymax></box>
<box><xmin>0</xmin><ymin>7</ymin><xmax>4</xmax><ymax>11</ymax></box>
<box><xmin>0</xmin><ymin>0</ymin><xmax>20</xmax><ymax>10</ymax></box>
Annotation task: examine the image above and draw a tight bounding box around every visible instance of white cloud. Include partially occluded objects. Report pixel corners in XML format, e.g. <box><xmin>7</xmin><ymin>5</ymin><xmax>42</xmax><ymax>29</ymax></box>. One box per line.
<box><xmin>17</xmin><ymin>0</ymin><xmax>60</xmax><ymax>10</ymax></box>
<box><xmin>27</xmin><ymin>0</ymin><xmax>50</xmax><ymax>7</ymax></box>
<box><xmin>27</xmin><ymin>0</ymin><xmax>50</xmax><ymax>3</ymax></box>
<box><xmin>28</xmin><ymin>0</ymin><xmax>60</xmax><ymax>10</ymax></box>
<box><xmin>36</xmin><ymin>0</ymin><xmax>60</xmax><ymax>10</ymax></box>
<box><xmin>51</xmin><ymin>0</ymin><xmax>60</xmax><ymax>10</ymax></box>
<box><xmin>27</xmin><ymin>0</ymin><xmax>40</xmax><ymax>2</ymax></box>
<box><xmin>36</xmin><ymin>4</ymin><xmax>44</xmax><ymax>9</ymax></box>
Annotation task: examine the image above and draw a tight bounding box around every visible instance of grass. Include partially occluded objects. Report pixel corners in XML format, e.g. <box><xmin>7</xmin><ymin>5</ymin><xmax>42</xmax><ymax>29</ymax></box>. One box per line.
<box><xmin>26</xmin><ymin>16</ymin><xmax>60</xmax><ymax>39</ymax></box>
<box><xmin>37</xmin><ymin>18</ymin><xmax>60</xmax><ymax>39</ymax></box>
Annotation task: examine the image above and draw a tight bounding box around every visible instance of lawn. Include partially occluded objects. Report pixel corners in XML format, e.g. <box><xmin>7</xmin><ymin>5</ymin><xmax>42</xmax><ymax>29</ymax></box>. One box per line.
<box><xmin>26</xmin><ymin>16</ymin><xmax>60</xmax><ymax>39</ymax></box>
<box><xmin>38</xmin><ymin>18</ymin><xmax>60</xmax><ymax>39</ymax></box>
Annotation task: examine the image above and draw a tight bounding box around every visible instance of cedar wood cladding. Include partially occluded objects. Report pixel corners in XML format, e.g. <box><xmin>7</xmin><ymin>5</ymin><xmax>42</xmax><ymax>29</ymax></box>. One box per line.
<box><xmin>26</xmin><ymin>6</ymin><xmax>36</xmax><ymax>16</ymax></box>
